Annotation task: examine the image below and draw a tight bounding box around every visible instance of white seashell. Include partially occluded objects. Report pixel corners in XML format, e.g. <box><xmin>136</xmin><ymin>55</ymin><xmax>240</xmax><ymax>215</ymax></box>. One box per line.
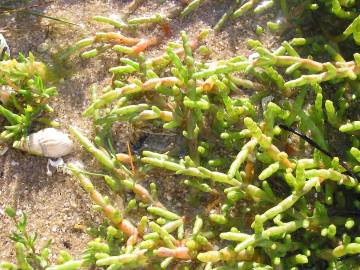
<box><xmin>13</xmin><ymin>128</ymin><xmax>73</xmax><ymax>158</ymax></box>
<box><xmin>0</xmin><ymin>33</ymin><xmax>10</xmax><ymax>60</ymax></box>
<box><xmin>0</xmin><ymin>85</ymin><xmax>14</xmax><ymax>104</ymax></box>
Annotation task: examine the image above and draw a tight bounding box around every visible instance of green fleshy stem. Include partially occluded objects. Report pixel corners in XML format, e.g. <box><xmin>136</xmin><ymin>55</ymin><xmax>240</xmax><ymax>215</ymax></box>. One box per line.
<box><xmin>339</xmin><ymin>121</ymin><xmax>360</xmax><ymax>133</ymax></box>
<box><xmin>46</xmin><ymin>260</ymin><xmax>84</xmax><ymax>270</ymax></box>
<box><xmin>251</xmin><ymin>177</ymin><xmax>320</xmax><ymax>230</ymax></box>
<box><xmin>180</xmin><ymin>0</ymin><xmax>205</xmax><ymax>17</ymax></box>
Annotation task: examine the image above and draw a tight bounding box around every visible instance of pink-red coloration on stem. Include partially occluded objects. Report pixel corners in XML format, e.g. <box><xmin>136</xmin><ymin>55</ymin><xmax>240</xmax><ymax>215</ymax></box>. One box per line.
<box><xmin>132</xmin><ymin>37</ymin><xmax>158</xmax><ymax>54</ymax></box>
<box><xmin>155</xmin><ymin>247</ymin><xmax>191</xmax><ymax>260</ymax></box>
<box><xmin>119</xmin><ymin>219</ymin><xmax>138</xmax><ymax>237</ymax></box>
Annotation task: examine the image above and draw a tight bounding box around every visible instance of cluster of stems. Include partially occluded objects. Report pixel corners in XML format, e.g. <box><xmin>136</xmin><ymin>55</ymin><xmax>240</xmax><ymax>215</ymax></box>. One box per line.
<box><xmin>3</xmin><ymin>2</ymin><xmax>360</xmax><ymax>269</ymax></box>
<box><xmin>55</xmin><ymin>10</ymin><xmax>360</xmax><ymax>267</ymax></box>
<box><xmin>180</xmin><ymin>0</ymin><xmax>360</xmax><ymax>32</ymax></box>
<box><xmin>0</xmin><ymin>53</ymin><xmax>58</xmax><ymax>142</ymax></box>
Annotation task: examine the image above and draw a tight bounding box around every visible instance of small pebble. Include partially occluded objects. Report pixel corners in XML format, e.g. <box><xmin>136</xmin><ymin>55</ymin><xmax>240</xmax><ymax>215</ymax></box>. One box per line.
<box><xmin>11</xmin><ymin>160</ymin><xmax>19</xmax><ymax>166</ymax></box>
<box><xmin>37</xmin><ymin>42</ymin><xmax>50</xmax><ymax>53</ymax></box>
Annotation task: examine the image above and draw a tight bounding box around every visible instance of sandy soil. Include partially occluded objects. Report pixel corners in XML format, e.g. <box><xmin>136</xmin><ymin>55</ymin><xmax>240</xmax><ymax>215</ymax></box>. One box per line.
<box><xmin>0</xmin><ymin>0</ymin><xmax>280</xmax><ymax>263</ymax></box>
